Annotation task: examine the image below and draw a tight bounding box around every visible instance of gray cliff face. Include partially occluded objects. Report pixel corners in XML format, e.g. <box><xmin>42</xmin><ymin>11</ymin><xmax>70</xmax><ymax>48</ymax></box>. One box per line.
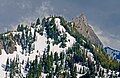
<box><xmin>73</xmin><ymin>14</ymin><xmax>103</xmax><ymax>47</ymax></box>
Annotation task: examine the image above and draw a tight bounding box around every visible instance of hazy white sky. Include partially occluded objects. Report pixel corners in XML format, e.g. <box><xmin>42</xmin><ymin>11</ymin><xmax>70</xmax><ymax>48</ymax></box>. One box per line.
<box><xmin>0</xmin><ymin>0</ymin><xmax>120</xmax><ymax>50</ymax></box>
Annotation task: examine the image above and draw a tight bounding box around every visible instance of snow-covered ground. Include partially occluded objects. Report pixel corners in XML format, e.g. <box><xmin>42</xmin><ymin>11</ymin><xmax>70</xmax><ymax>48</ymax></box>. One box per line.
<box><xmin>0</xmin><ymin>17</ymin><xmax>76</xmax><ymax>78</ymax></box>
<box><xmin>0</xmin><ymin>31</ymin><xmax>47</xmax><ymax>77</ymax></box>
<box><xmin>49</xmin><ymin>18</ymin><xmax>76</xmax><ymax>55</ymax></box>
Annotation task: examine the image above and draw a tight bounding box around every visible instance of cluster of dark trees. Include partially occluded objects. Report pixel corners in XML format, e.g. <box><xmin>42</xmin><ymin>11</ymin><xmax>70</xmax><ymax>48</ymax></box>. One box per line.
<box><xmin>44</xmin><ymin>17</ymin><xmax>67</xmax><ymax>48</ymax></box>
<box><xmin>15</xmin><ymin>18</ymin><xmax>44</xmax><ymax>55</ymax></box>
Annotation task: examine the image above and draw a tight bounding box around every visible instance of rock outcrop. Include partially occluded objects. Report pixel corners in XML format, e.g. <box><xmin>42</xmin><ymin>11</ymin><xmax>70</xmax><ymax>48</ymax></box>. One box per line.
<box><xmin>72</xmin><ymin>13</ymin><xmax>103</xmax><ymax>47</ymax></box>
<box><xmin>0</xmin><ymin>32</ymin><xmax>16</xmax><ymax>54</ymax></box>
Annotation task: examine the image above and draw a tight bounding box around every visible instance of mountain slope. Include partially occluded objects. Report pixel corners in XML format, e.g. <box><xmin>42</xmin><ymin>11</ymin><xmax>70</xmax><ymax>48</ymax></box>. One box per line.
<box><xmin>0</xmin><ymin>16</ymin><xmax>120</xmax><ymax>78</ymax></box>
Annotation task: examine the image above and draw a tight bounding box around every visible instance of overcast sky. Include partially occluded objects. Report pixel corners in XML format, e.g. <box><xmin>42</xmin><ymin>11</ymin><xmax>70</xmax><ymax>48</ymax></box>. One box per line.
<box><xmin>0</xmin><ymin>0</ymin><xmax>120</xmax><ymax>50</ymax></box>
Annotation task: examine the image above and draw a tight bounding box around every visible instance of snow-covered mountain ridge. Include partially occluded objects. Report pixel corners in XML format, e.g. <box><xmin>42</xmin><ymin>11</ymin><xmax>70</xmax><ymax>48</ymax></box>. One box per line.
<box><xmin>0</xmin><ymin>16</ymin><xmax>120</xmax><ymax>78</ymax></box>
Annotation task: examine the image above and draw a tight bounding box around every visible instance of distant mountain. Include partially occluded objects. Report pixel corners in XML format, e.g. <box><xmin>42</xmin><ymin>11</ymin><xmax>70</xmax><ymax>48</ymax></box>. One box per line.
<box><xmin>73</xmin><ymin>13</ymin><xmax>103</xmax><ymax>48</ymax></box>
<box><xmin>104</xmin><ymin>47</ymin><xmax>120</xmax><ymax>61</ymax></box>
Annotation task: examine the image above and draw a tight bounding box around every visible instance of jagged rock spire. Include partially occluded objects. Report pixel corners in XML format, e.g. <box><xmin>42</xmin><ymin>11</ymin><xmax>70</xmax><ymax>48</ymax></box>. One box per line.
<box><xmin>72</xmin><ymin>13</ymin><xmax>103</xmax><ymax>47</ymax></box>
<box><xmin>79</xmin><ymin>13</ymin><xmax>88</xmax><ymax>25</ymax></box>
<box><xmin>73</xmin><ymin>13</ymin><xmax>88</xmax><ymax>28</ymax></box>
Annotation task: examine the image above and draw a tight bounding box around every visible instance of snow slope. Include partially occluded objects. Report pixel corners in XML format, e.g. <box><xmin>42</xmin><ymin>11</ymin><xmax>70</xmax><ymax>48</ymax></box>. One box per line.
<box><xmin>0</xmin><ymin>17</ymin><xmax>76</xmax><ymax>78</ymax></box>
<box><xmin>49</xmin><ymin>18</ymin><xmax>76</xmax><ymax>55</ymax></box>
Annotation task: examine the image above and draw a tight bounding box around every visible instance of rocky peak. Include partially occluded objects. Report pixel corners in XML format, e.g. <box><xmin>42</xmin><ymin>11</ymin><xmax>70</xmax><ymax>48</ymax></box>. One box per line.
<box><xmin>79</xmin><ymin>13</ymin><xmax>88</xmax><ymax>25</ymax></box>
<box><xmin>72</xmin><ymin>13</ymin><xmax>103</xmax><ymax>47</ymax></box>
<box><xmin>73</xmin><ymin>13</ymin><xmax>88</xmax><ymax>28</ymax></box>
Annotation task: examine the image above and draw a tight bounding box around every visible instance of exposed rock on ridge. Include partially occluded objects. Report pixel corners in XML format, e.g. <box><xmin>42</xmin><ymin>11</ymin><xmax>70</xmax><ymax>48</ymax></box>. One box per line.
<box><xmin>73</xmin><ymin>13</ymin><xmax>103</xmax><ymax>47</ymax></box>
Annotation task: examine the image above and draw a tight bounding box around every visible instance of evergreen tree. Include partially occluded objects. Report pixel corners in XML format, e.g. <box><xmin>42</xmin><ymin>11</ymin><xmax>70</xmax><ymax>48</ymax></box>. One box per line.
<box><xmin>5</xmin><ymin>58</ymin><xmax>9</xmax><ymax>71</ymax></box>
<box><xmin>99</xmin><ymin>68</ymin><xmax>102</xmax><ymax>77</ymax></box>
<box><xmin>70</xmin><ymin>65</ymin><xmax>77</xmax><ymax>78</ymax></box>
<box><xmin>60</xmin><ymin>33</ymin><xmax>67</xmax><ymax>48</ymax></box>
<box><xmin>9</xmin><ymin>59</ymin><xmax>15</xmax><ymax>78</ymax></box>
<box><xmin>17</xmin><ymin>24</ymin><xmax>21</xmax><ymax>31</ymax></box>
<box><xmin>118</xmin><ymin>72</ymin><xmax>120</xmax><ymax>77</ymax></box>
<box><xmin>82</xmin><ymin>66</ymin><xmax>85</xmax><ymax>74</ymax></box>
<box><xmin>25</xmin><ymin>58</ymin><xmax>29</xmax><ymax>71</ymax></box>
<box><xmin>37</xmin><ymin>63</ymin><xmax>42</xmax><ymax>77</ymax></box>
<box><xmin>0</xmin><ymin>49</ymin><xmax>2</xmax><ymax>55</ymax></box>
<box><xmin>54</xmin><ymin>52</ymin><xmax>59</xmax><ymax>64</ymax></box>
<box><xmin>34</xmin><ymin>55</ymin><xmax>38</xmax><ymax>77</ymax></box>
<box><xmin>36</xmin><ymin>18</ymin><xmax>40</xmax><ymax>25</ymax></box>
<box><xmin>46</xmin><ymin>44</ymin><xmax>50</xmax><ymax>53</ymax></box>
<box><xmin>60</xmin><ymin>52</ymin><xmax>64</xmax><ymax>60</ymax></box>
<box><xmin>50</xmin><ymin>52</ymin><xmax>53</xmax><ymax>66</ymax></box>
<box><xmin>79</xmin><ymin>68</ymin><xmax>82</xmax><ymax>74</ymax></box>
<box><xmin>29</xmin><ymin>30</ymin><xmax>33</xmax><ymax>43</ymax></box>
<box><xmin>55</xmin><ymin>64</ymin><xmax>60</xmax><ymax>75</ymax></box>
<box><xmin>27</xmin><ymin>61</ymin><xmax>34</xmax><ymax>78</ymax></box>
<box><xmin>33</xmin><ymin>29</ymin><xmax>36</xmax><ymax>41</ymax></box>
